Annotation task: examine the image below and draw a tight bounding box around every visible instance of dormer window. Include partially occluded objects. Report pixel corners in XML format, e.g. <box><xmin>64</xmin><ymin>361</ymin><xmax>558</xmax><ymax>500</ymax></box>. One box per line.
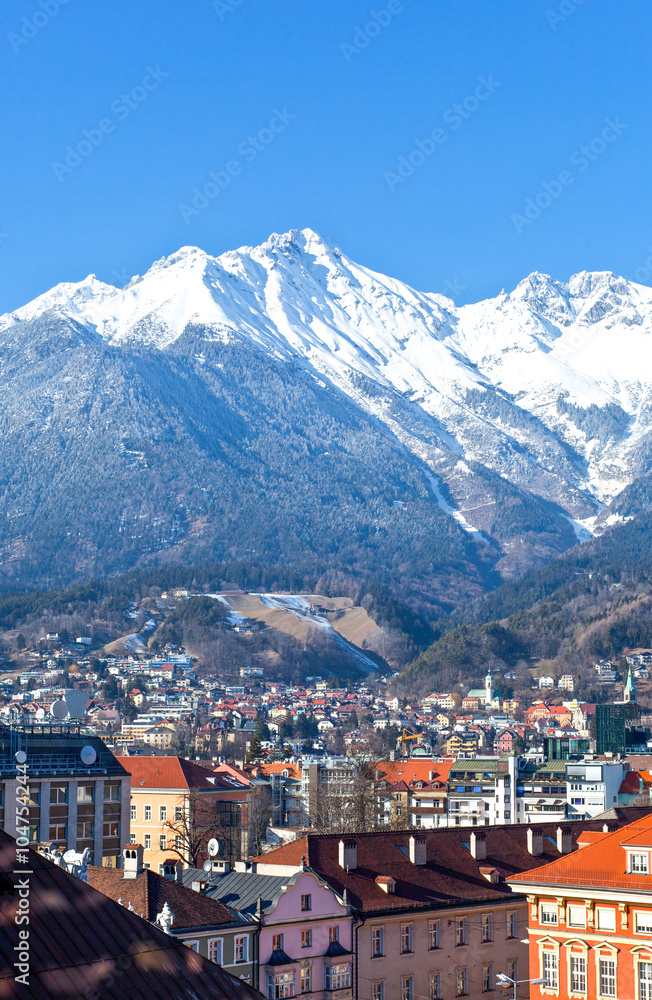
<box><xmin>631</xmin><ymin>853</ymin><xmax>649</xmax><ymax>873</ymax></box>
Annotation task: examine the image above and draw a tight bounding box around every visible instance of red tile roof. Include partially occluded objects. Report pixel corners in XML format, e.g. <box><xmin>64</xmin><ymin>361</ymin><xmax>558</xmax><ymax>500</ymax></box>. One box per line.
<box><xmin>116</xmin><ymin>755</ymin><xmax>226</xmax><ymax>791</ymax></box>
<box><xmin>87</xmin><ymin>865</ymin><xmax>241</xmax><ymax>929</ymax></box>
<box><xmin>254</xmin><ymin>818</ymin><xmax>648</xmax><ymax>914</ymax></box>
<box><xmin>509</xmin><ymin>812</ymin><xmax>652</xmax><ymax>892</ymax></box>
<box><xmin>374</xmin><ymin>759</ymin><xmax>454</xmax><ymax>785</ymax></box>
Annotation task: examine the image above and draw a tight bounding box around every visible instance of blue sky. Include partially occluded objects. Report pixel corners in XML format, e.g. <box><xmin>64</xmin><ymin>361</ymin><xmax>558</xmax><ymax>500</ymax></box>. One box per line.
<box><xmin>1</xmin><ymin>0</ymin><xmax>650</xmax><ymax>311</ymax></box>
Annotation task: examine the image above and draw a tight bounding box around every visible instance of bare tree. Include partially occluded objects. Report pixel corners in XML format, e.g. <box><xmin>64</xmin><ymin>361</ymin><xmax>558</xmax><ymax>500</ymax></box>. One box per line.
<box><xmin>247</xmin><ymin>785</ymin><xmax>274</xmax><ymax>857</ymax></box>
<box><xmin>163</xmin><ymin>789</ymin><xmax>222</xmax><ymax>867</ymax></box>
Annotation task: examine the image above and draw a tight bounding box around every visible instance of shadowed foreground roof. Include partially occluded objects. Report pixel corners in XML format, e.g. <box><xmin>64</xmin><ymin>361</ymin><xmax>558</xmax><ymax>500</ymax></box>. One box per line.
<box><xmin>0</xmin><ymin>832</ymin><xmax>264</xmax><ymax>1000</ymax></box>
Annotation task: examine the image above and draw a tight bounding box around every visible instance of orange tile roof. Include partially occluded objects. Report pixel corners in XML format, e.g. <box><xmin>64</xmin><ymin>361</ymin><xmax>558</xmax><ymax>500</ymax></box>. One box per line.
<box><xmin>509</xmin><ymin>812</ymin><xmax>652</xmax><ymax>891</ymax></box>
<box><xmin>375</xmin><ymin>759</ymin><xmax>454</xmax><ymax>785</ymax></box>
<box><xmin>257</xmin><ymin>762</ymin><xmax>302</xmax><ymax>778</ymax></box>
<box><xmin>116</xmin><ymin>755</ymin><xmax>223</xmax><ymax>790</ymax></box>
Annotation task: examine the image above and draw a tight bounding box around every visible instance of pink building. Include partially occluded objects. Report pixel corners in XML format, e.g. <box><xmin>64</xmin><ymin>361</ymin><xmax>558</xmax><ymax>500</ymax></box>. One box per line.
<box><xmin>258</xmin><ymin>868</ymin><xmax>353</xmax><ymax>1000</ymax></box>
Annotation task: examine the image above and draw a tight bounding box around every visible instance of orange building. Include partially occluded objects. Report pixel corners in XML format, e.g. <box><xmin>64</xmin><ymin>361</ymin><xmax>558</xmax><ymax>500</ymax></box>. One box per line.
<box><xmin>116</xmin><ymin>756</ymin><xmax>250</xmax><ymax>871</ymax></box>
<box><xmin>509</xmin><ymin>811</ymin><xmax>652</xmax><ymax>1000</ymax></box>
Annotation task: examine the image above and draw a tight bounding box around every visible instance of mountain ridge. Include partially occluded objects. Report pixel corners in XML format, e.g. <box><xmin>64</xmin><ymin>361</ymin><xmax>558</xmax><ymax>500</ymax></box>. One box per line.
<box><xmin>2</xmin><ymin>228</ymin><xmax>652</xmax><ymax>598</ymax></box>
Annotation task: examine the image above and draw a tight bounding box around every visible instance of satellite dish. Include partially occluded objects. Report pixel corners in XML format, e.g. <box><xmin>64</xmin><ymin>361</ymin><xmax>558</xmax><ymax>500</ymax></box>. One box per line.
<box><xmin>203</xmin><ymin>860</ymin><xmax>212</xmax><ymax>872</ymax></box>
<box><xmin>63</xmin><ymin>689</ymin><xmax>89</xmax><ymax>720</ymax></box>
<box><xmin>207</xmin><ymin>838</ymin><xmax>219</xmax><ymax>858</ymax></box>
<box><xmin>80</xmin><ymin>745</ymin><xmax>97</xmax><ymax>765</ymax></box>
<box><xmin>15</xmin><ymin>750</ymin><xmax>27</xmax><ymax>764</ymax></box>
<box><xmin>51</xmin><ymin>700</ymin><xmax>69</xmax><ymax>720</ymax></box>
<box><xmin>35</xmin><ymin>708</ymin><xmax>45</xmax><ymax>720</ymax></box>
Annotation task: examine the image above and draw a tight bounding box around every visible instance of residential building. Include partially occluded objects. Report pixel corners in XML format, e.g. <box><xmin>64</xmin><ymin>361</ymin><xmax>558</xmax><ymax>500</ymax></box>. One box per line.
<box><xmin>199</xmin><ymin>864</ymin><xmax>353</xmax><ymax>1000</ymax></box>
<box><xmin>116</xmin><ymin>755</ymin><xmax>250</xmax><ymax>870</ymax></box>
<box><xmin>543</xmin><ymin>736</ymin><xmax>592</xmax><ymax>761</ymax></box>
<box><xmin>508</xmin><ymin>810</ymin><xmax>652</xmax><ymax>1000</ymax></box>
<box><xmin>1</xmin><ymin>722</ymin><xmax>130</xmax><ymax>866</ymax></box>
<box><xmin>565</xmin><ymin>760</ymin><xmax>626</xmax><ymax>819</ymax></box>
<box><xmin>254</xmin><ymin>820</ymin><xmax>644</xmax><ymax>1000</ymax></box>
<box><xmin>88</xmin><ymin>844</ymin><xmax>257</xmax><ymax>981</ymax></box>
<box><xmin>596</xmin><ymin>702</ymin><xmax>651</xmax><ymax>754</ymax></box>
<box><xmin>447</xmin><ymin>756</ymin><xmax>517</xmax><ymax>827</ymax></box>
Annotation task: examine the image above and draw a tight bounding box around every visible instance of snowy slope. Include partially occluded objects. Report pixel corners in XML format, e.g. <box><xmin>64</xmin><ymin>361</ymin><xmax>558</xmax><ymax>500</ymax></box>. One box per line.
<box><xmin>4</xmin><ymin>228</ymin><xmax>652</xmax><ymax>547</ymax></box>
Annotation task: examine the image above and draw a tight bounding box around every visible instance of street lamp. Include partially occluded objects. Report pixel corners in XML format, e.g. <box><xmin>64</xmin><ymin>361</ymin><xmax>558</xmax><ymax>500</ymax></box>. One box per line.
<box><xmin>497</xmin><ymin>973</ymin><xmax>545</xmax><ymax>1000</ymax></box>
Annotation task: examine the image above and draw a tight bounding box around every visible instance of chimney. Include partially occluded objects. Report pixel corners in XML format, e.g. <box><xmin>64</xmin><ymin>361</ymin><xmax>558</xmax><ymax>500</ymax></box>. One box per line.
<box><xmin>162</xmin><ymin>859</ymin><xmax>183</xmax><ymax>881</ymax></box>
<box><xmin>123</xmin><ymin>845</ymin><xmax>144</xmax><ymax>879</ymax></box>
<box><xmin>338</xmin><ymin>840</ymin><xmax>357</xmax><ymax>870</ymax></box>
<box><xmin>527</xmin><ymin>828</ymin><xmax>543</xmax><ymax>857</ymax></box>
<box><xmin>556</xmin><ymin>827</ymin><xmax>572</xmax><ymax>855</ymax></box>
<box><xmin>409</xmin><ymin>835</ymin><xmax>427</xmax><ymax>866</ymax></box>
<box><xmin>470</xmin><ymin>832</ymin><xmax>487</xmax><ymax>861</ymax></box>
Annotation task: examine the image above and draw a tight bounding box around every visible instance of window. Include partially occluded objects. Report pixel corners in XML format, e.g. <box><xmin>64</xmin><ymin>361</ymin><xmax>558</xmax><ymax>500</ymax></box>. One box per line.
<box><xmin>372</xmin><ymin>926</ymin><xmax>384</xmax><ymax>958</ymax></box>
<box><xmin>429</xmin><ymin>920</ymin><xmax>441</xmax><ymax>950</ymax></box>
<box><xmin>455</xmin><ymin>917</ymin><xmax>467</xmax><ymax>946</ymax></box>
<box><xmin>159</xmin><ymin>835</ymin><xmax>167</xmax><ymax>851</ymax></box>
<box><xmin>104</xmin><ymin>821</ymin><xmax>119</xmax><ymax>838</ymax></box>
<box><xmin>268</xmin><ymin>972</ymin><xmax>294</xmax><ymax>999</ymax></box>
<box><xmin>570</xmin><ymin>955</ymin><xmax>586</xmax><ymax>994</ymax></box>
<box><xmin>301</xmin><ymin>894</ymin><xmax>312</xmax><ymax>911</ymax></box>
<box><xmin>325</xmin><ymin>964</ymin><xmax>351</xmax><ymax>991</ymax></box>
<box><xmin>456</xmin><ymin>968</ymin><xmax>468</xmax><ymax>997</ymax></box>
<box><xmin>482</xmin><ymin>914</ymin><xmax>493</xmax><ymax>943</ymax></box>
<box><xmin>130</xmin><ymin>805</ymin><xmax>137</xmax><ymax>821</ymax></box>
<box><xmin>104</xmin><ymin>784</ymin><xmax>120</xmax><ymax>802</ymax></box>
<box><xmin>507</xmin><ymin>960</ymin><xmax>518</xmax><ymax>983</ymax></box>
<box><xmin>144</xmin><ymin>805</ymin><xmax>152</xmax><ymax>821</ymax></box>
<box><xmin>77</xmin><ymin>820</ymin><xmax>94</xmax><ymax>839</ymax></box>
<box><xmin>401</xmin><ymin>977</ymin><xmax>413</xmax><ymax>1000</ymax></box>
<box><xmin>144</xmin><ymin>834</ymin><xmax>151</xmax><ymax>849</ymax></box>
<box><xmin>185</xmin><ymin>940</ymin><xmax>200</xmax><ymax>952</ymax></box>
<box><xmin>631</xmin><ymin>853</ymin><xmax>649</xmax><ymax>873</ymax></box>
<box><xmin>175</xmin><ymin>806</ymin><xmax>183</xmax><ymax>821</ymax></box>
<box><xmin>599</xmin><ymin>958</ymin><xmax>616</xmax><ymax>997</ymax></box>
<box><xmin>272</xmin><ymin>934</ymin><xmax>284</xmax><ymax>953</ymax></box>
<box><xmin>429</xmin><ymin>973</ymin><xmax>441</xmax><ymax>1000</ymax></box>
<box><xmin>567</xmin><ymin>905</ymin><xmax>586</xmax><ymax>929</ymax></box>
<box><xmin>49</xmin><ymin>823</ymin><xmax>67</xmax><ymax>841</ymax></box>
<box><xmin>208</xmin><ymin>938</ymin><xmax>223</xmax><ymax>964</ymax></box>
<box><xmin>235</xmin><ymin>936</ymin><xmax>248</xmax><ymax>963</ymax></box>
<box><xmin>401</xmin><ymin>923</ymin><xmax>413</xmax><ymax>953</ymax></box>
<box><xmin>640</xmin><ymin>962</ymin><xmax>652</xmax><ymax>1000</ymax></box>
<box><xmin>596</xmin><ymin>908</ymin><xmax>616</xmax><ymax>932</ymax></box>
<box><xmin>540</xmin><ymin>902</ymin><xmax>558</xmax><ymax>925</ymax></box>
<box><xmin>130</xmin><ymin>833</ymin><xmax>137</xmax><ymax>844</ymax></box>
<box><xmin>542</xmin><ymin>952</ymin><xmax>558</xmax><ymax>990</ymax></box>
<box><xmin>159</xmin><ymin>805</ymin><xmax>167</xmax><ymax>822</ymax></box>
<box><xmin>300</xmin><ymin>967</ymin><xmax>312</xmax><ymax>994</ymax></box>
<box><xmin>507</xmin><ymin>911</ymin><xmax>517</xmax><ymax>938</ymax></box>
<box><xmin>482</xmin><ymin>964</ymin><xmax>494</xmax><ymax>993</ymax></box>
<box><xmin>51</xmin><ymin>784</ymin><xmax>68</xmax><ymax>804</ymax></box>
<box><xmin>329</xmin><ymin>926</ymin><xmax>339</xmax><ymax>944</ymax></box>
<box><xmin>373</xmin><ymin>982</ymin><xmax>385</xmax><ymax>1000</ymax></box>
<box><xmin>301</xmin><ymin>930</ymin><xmax>312</xmax><ymax>948</ymax></box>
<box><xmin>78</xmin><ymin>785</ymin><xmax>95</xmax><ymax>803</ymax></box>
<box><xmin>26</xmin><ymin>786</ymin><xmax>39</xmax><ymax>806</ymax></box>
<box><xmin>636</xmin><ymin>912</ymin><xmax>652</xmax><ymax>934</ymax></box>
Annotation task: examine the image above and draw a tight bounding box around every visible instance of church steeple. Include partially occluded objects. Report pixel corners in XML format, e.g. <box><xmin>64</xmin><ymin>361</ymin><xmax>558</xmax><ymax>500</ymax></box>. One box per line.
<box><xmin>624</xmin><ymin>665</ymin><xmax>637</xmax><ymax>704</ymax></box>
<box><xmin>485</xmin><ymin>668</ymin><xmax>493</xmax><ymax>708</ymax></box>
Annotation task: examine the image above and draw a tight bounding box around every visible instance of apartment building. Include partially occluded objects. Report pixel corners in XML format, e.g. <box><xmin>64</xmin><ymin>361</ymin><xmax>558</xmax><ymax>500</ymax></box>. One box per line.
<box><xmin>1</xmin><ymin>722</ymin><xmax>130</xmax><ymax>865</ymax></box>
<box><xmin>254</xmin><ymin>821</ymin><xmax>643</xmax><ymax>1000</ymax></box>
<box><xmin>509</xmin><ymin>810</ymin><xmax>652</xmax><ymax>1000</ymax></box>
<box><xmin>447</xmin><ymin>756</ymin><xmax>517</xmax><ymax>826</ymax></box>
<box><xmin>116</xmin><ymin>755</ymin><xmax>250</xmax><ymax>870</ymax></box>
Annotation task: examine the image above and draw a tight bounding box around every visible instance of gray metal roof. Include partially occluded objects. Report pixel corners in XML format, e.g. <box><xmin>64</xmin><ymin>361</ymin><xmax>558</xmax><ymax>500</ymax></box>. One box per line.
<box><xmin>202</xmin><ymin>870</ymin><xmax>292</xmax><ymax>915</ymax></box>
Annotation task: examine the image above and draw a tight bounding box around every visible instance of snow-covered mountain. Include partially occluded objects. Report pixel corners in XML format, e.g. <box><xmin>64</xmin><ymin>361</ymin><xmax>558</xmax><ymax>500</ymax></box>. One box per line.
<box><xmin>2</xmin><ymin>228</ymin><xmax>652</xmax><ymax>594</ymax></box>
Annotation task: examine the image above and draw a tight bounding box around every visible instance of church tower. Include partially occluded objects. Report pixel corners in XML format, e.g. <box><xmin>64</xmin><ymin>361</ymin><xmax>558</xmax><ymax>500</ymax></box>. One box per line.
<box><xmin>485</xmin><ymin>669</ymin><xmax>493</xmax><ymax>709</ymax></box>
<box><xmin>624</xmin><ymin>665</ymin><xmax>637</xmax><ymax>704</ymax></box>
